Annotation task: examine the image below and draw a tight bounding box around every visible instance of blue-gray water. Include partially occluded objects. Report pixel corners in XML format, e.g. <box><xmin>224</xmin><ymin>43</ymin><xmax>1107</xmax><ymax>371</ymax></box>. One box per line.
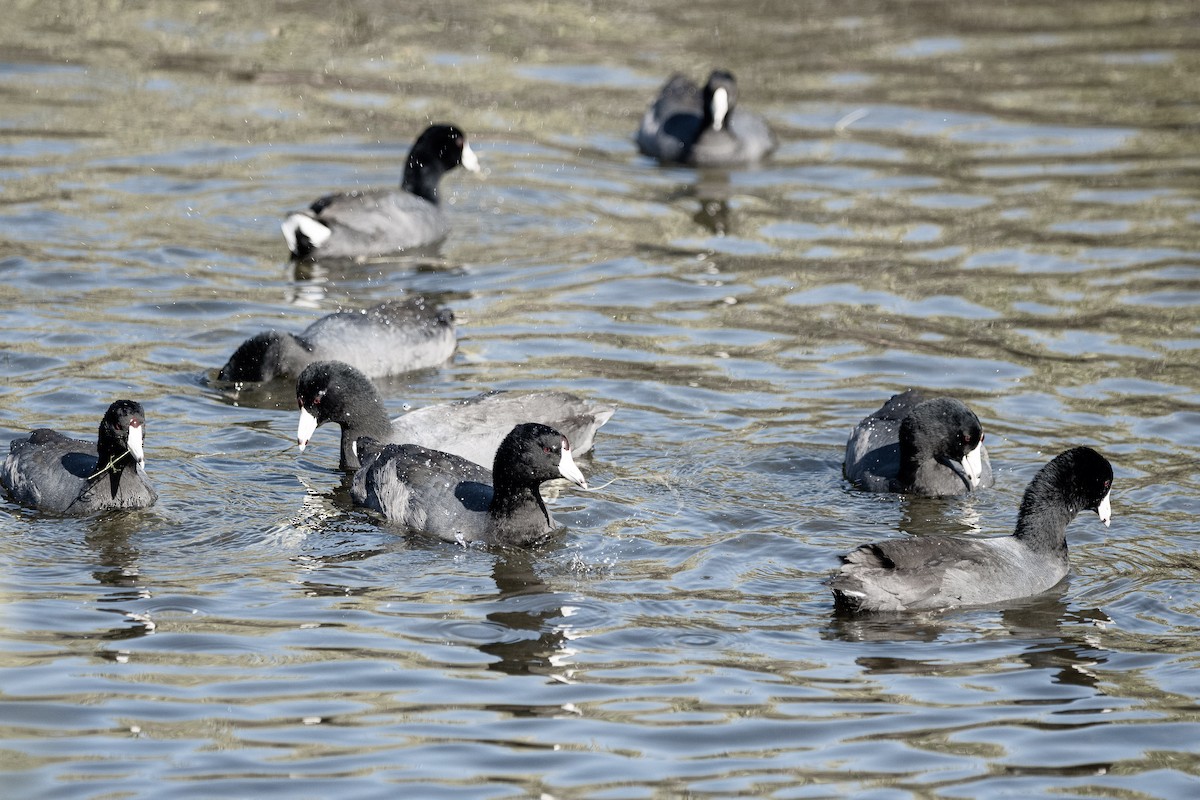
<box><xmin>2</xmin><ymin>1</ymin><xmax>1199</xmax><ymax>797</ymax></box>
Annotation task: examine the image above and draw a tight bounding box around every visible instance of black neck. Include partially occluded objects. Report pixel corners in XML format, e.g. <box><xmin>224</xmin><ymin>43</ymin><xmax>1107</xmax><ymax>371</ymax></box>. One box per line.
<box><xmin>339</xmin><ymin>403</ymin><xmax>392</xmax><ymax>470</ymax></box>
<box><xmin>1013</xmin><ymin>481</ymin><xmax>1076</xmax><ymax>553</ymax></box>
<box><xmin>401</xmin><ymin>158</ymin><xmax>448</xmax><ymax>204</ymax></box>
<box><xmin>277</xmin><ymin>333</ymin><xmax>316</xmax><ymax>377</ymax></box>
<box><xmin>94</xmin><ymin>437</ymin><xmax>132</xmax><ymax>497</ymax></box>
<box><xmin>896</xmin><ymin>445</ymin><xmax>924</xmax><ymax>490</ymax></box>
<box><xmin>486</xmin><ymin>478</ymin><xmax>552</xmax><ymax>545</ymax></box>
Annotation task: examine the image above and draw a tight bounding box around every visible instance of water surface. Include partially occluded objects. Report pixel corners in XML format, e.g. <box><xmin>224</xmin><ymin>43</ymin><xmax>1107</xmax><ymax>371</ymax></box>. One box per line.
<box><xmin>2</xmin><ymin>1</ymin><xmax>1199</xmax><ymax>797</ymax></box>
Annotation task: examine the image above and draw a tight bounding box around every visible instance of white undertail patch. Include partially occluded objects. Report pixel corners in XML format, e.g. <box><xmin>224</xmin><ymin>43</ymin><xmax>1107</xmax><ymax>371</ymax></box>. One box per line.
<box><xmin>282</xmin><ymin>213</ymin><xmax>332</xmax><ymax>254</ymax></box>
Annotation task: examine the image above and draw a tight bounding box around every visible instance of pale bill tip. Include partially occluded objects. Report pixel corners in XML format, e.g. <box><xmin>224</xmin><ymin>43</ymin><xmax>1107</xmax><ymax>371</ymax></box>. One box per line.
<box><xmin>296</xmin><ymin>407</ymin><xmax>318</xmax><ymax>453</ymax></box>
<box><xmin>711</xmin><ymin>87</ymin><xmax>729</xmax><ymax>131</ymax></box>
<box><xmin>461</xmin><ymin>142</ymin><xmax>481</xmax><ymax>173</ymax></box>
<box><xmin>128</xmin><ymin>423</ymin><xmax>146</xmax><ymax>466</ymax></box>
<box><xmin>558</xmin><ymin>443</ymin><xmax>588</xmax><ymax>489</ymax></box>
<box><xmin>962</xmin><ymin>443</ymin><xmax>984</xmax><ymax>488</ymax></box>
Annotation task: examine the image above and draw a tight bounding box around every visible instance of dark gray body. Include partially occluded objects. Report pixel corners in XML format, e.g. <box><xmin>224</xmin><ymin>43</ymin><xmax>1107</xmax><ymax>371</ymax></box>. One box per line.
<box><xmin>832</xmin><ymin>533</ymin><xmax>1065</xmax><ymax>612</ymax></box>
<box><xmin>388</xmin><ymin>391</ymin><xmax>614</xmax><ymax>468</ymax></box>
<box><xmin>1</xmin><ymin>429</ymin><xmax>157</xmax><ymax>515</ymax></box>
<box><xmin>832</xmin><ymin>447</ymin><xmax>1114</xmax><ymax>612</ymax></box>
<box><xmin>218</xmin><ymin>298</ymin><xmax>456</xmax><ymax>382</ymax></box>
<box><xmin>352</xmin><ymin>443</ymin><xmax>556</xmax><ymax>545</ymax></box>
<box><xmin>290</xmin><ymin>190</ymin><xmax>448</xmax><ymax>258</ymax></box>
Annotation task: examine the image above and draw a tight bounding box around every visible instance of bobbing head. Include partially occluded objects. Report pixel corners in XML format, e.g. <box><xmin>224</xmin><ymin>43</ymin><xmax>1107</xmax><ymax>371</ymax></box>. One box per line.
<box><xmin>703</xmin><ymin>70</ymin><xmax>739</xmax><ymax>132</ymax></box>
<box><xmin>1047</xmin><ymin>446</ymin><xmax>1113</xmax><ymax>526</ymax></box>
<box><xmin>218</xmin><ymin>332</ymin><xmax>281</xmax><ymax>383</ymax></box>
<box><xmin>901</xmin><ymin>397</ymin><xmax>986</xmax><ymax>488</ymax></box>
<box><xmin>99</xmin><ymin>400</ymin><xmax>147</xmax><ymax>471</ymax></box>
<box><xmin>494</xmin><ymin>423</ymin><xmax>588</xmax><ymax>489</ymax></box>
<box><xmin>295</xmin><ymin>361</ymin><xmax>372</xmax><ymax>450</ymax></box>
<box><xmin>407</xmin><ymin>124</ymin><xmax>481</xmax><ymax>176</ymax></box>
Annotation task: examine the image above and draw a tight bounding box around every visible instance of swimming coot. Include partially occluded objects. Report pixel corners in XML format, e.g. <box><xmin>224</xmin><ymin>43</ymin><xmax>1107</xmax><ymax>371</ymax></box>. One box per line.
<box><xmin>845</xmin><ymin>390</ymin><xmax>994</xmax><ymax>496</ymax></box>
<box><xmin>295</xmin><ymin>361</ymin><xmax>614</xmax><ymax>470</ymax></box>
<box><xmin>636</xmin><ymin>70</ymin><xmax>776</xmax><ymax>167</ymax></box>
<box><xmin>1</xmin><ymin>400</ymin><xmax>158</xmax><ymax>514</ymax></box>
<box><xmin>352</xmin><ymin>422</ymin><xmax>588</xmax><ymax>547</ymax></box>
<box><xmin>831</xmin><ymin>447</ymin><xmax>1113</xmax><ymax>612</ymax></box>
<box><xmin>282</xmin><ymin>124</ymin><xmax>481</xmax><ymax>259</ymax></box>
<box><xmin>217</xmin><ymin>297</ymin><xmax>455</xmax><ymax>383</ymax></box>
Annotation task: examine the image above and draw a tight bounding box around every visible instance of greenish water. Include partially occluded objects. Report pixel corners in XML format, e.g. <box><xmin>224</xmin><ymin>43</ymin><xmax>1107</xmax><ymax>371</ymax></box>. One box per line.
<box><xmin>1</xmin><ymin>1</ymin><xmax>1198</xmax><ymax>797</ymax></box>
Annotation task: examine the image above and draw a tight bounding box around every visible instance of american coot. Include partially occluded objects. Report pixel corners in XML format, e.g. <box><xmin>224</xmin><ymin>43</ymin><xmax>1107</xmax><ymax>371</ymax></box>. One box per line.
<box><xmin>217</xmin><ymin>297</ymin><xmax>456</xmax><ymax>383</ymax></box>
<box><xmin>845</xmin><ymin>390</ymin><xmax>994</xmax><ymax>496</ymax></box>
<box><xmin>831</xmin><ymin>447</ymin><xmax>1113</xmax><ymax>613</ymax></box>
<box><xmin>295</xmin><ymin>361</ymin><xmax>615</xmax><ymax>470</ymax></box>
<box><xmin>636</xmin><ymin>70</ymin><xmax>777</xmax><ymax>167</ymax></box>
<box><xmin>0</xmin><ymin>400</ymin><xmax>158</xmax><ymax>515</ymax></box>
<box><xmin>352</xmin><ymin>423</ymin><xmax>588</xmax><ymax>547</ymax></box>
<box><xmin>281</xmin><ymin>124</ymin><xmax>481</xmax><ymax>260</ymax></box>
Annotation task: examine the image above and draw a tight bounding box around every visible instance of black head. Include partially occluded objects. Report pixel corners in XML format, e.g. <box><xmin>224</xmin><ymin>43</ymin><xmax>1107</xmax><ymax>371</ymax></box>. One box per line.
<box><xmin>218</xmin><ymin>331</ymin><xmax>282</xmax><ymax>383</ymax></box>
<box><xmin>1046</xmin><ymin>446</ymin><xmax>1114</xmax><ymax>520</ymax></box>
<box><xmin>402</xmin><ymin>124</ymin><xmax>480</xmax><ymax>202</ymax></box>
<box><xmin>412</xmin><ymin>124</ymin><xmax>476</xmax><ymax>168</ymax></box>
<box><xmin>296</xmin><ymin>361</ymin><xmax>377</xmax><ymax>426</ymax></box>
<box><xmin>703</xmin><ymin>70</ymin><xmax>739</xmax><ymax>131</ymax></box>
<box><xmin>295</xmin><ymin>361</ymin><xmax>391</xmax><ymax>468</ymax></box>
<box><xmin>493</xmin><ymin>423</ymin><xmax>588</xmax><ymax>489</ymax></box>
<box><xmin>902</xmin><ymin>397</ymin><xmax>984</xmax><ymax>460</ymax></box>
<box><xmin>98</xmin><ymin>399</ymin><xmax>147</xmax><ymax>469</ymax></box>
<box><xmin>899</xmin><ymin>397</ymin><xmax>986</xmax><ymax>490</ymax></box>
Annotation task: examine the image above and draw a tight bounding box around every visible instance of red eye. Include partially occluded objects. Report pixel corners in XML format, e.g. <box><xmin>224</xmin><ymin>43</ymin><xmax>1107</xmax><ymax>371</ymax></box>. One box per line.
<box><xmin>543</xmin><ymin>446</ymin><xmax>553</xmax><ymax>454</ymax></box>
<box><xmin>1103</xmin><ymin>480</ymin><xmax>1111</xmax><ymax>491</ymax></box>
<box><xmin>129</xmin><ymin>419</ymin><xmax>142</xmax><ymax>428</ymax></box>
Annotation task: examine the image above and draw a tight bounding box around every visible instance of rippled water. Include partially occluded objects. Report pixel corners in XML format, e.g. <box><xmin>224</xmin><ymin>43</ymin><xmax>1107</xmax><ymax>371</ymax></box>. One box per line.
<box><xmin>2</xmin><ymin>1</ymin><xmax>1199</xmax><ymax>797</ymax></box>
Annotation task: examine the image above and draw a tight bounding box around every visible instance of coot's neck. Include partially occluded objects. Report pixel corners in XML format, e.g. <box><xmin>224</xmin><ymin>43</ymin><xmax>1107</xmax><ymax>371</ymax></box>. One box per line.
<box><xmin>94</xmin><ymin>430</ymin><xmax>134</xmax><ymax>498</ymax></box>
<box><xmin>401</xmin><ymin>157</ymin><xmax>448</xmax><ymax>205</ymax></box>
<box><xmin>1013</xmin><ymin>479</ymin><xmax>1076</xmax><ymax>554</ymax></box>
<box><xmin>896</xmin><ymin>440</ymin><xmax>927</xmax><ymax>491</ymax></box>
<box><xmin>487</xmin><ymin>475</ymin><xmax>552</xmax><ymax>546</ymax></box>
<box><xmin>336</xmin><ymin>396</ymin><xmax>393</xmax><ymax>471</ymax></box>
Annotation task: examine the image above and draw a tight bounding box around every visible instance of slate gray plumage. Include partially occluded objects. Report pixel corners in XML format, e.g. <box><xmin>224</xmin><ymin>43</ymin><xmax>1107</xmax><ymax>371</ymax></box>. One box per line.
<box><xmin>217</xmin><ymin>297</ymin><xmax>455</xmax><ymax>383</ymax></box>
<box><xmin>295</xmin><ymin>361</ymin><xmax>615</xmax><ymax>470</ymax></box>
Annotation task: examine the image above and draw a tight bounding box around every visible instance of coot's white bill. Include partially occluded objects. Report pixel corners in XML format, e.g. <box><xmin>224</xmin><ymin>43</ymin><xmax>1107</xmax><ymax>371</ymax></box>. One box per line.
<box><xmin>557</xmin><ymin>440</ymin><xmax>587</xmax><ymax>488</ymax></box>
